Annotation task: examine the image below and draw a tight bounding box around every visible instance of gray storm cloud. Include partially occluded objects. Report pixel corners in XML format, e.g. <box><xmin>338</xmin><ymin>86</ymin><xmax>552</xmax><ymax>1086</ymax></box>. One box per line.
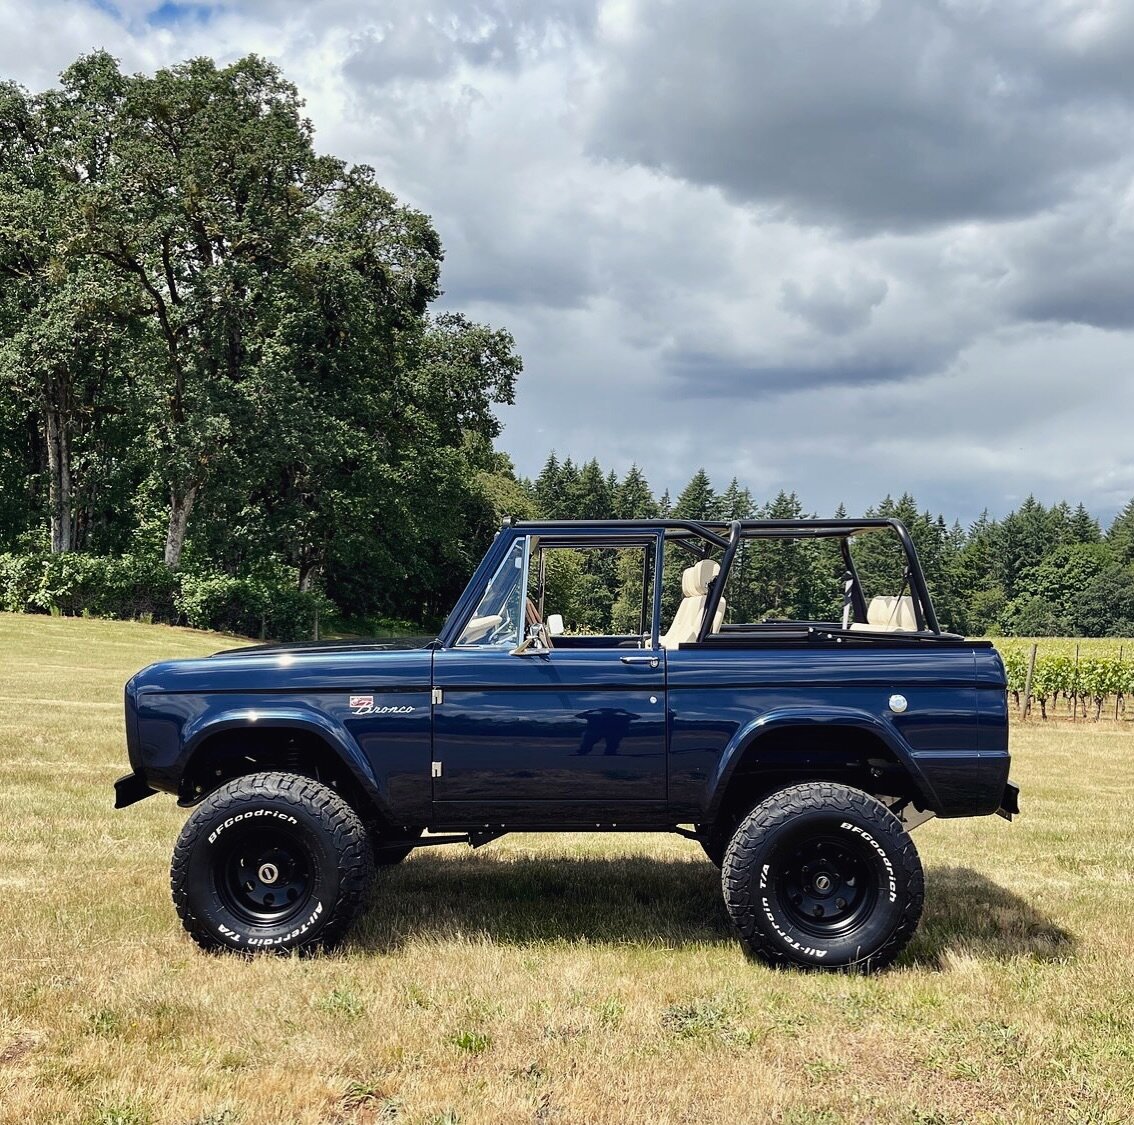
<box><xmin>3</xmin><ymin>0</ymin><xmax>1134</xmax><ymax>521</ymax></box>
<box><xmin>588</xmin><ymin>0</ymin><xmax>1134</xmax><ymax>233</ymax></box>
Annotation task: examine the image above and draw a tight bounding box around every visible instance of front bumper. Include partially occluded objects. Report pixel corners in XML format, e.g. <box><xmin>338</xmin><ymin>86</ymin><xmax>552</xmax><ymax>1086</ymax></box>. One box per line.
<box><xmin>996</xmin><ymin>780</ymin><xmax>1021</xmax><ymax>821</ymax></box>
<box><xmin>114</xmin><ymin>771</ymin><xmax>156</xmax><ymax>809</ymax></box>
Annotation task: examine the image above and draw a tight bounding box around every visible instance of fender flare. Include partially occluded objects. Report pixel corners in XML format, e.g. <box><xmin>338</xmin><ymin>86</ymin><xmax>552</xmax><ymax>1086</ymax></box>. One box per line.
<box><xmin>703</xmin><ymin>706</ymin><xmax>939</xmax><ymax>821</ymax></box>
<box><xmin>181</xmin><ymin>705</ymin><xmax>395</xmax><ymax>823</ymax></box>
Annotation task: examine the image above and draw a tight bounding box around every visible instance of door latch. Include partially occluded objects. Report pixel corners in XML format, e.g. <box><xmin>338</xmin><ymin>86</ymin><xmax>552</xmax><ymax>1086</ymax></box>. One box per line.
<box><xmin>431</xmin><ymin>760</ymin><xmax>442</xmax><ymax>778</ymax></box>
<box><xmin>620</xmin><ymin>655</ymin><xmax>660</xmax><ymax>668</ymax></box>
<box><xmin>432</xmin><ymin>687</ymin><xmax>443</xmax><ymax>705</ymax></box>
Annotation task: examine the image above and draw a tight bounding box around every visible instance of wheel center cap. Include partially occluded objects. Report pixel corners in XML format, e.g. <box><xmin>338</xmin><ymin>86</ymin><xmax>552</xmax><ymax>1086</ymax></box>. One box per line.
<box><xmin>258</xmin><ymin>862</ymin><xmax>280</xmax><ymax>885</ymax></box>
<box><xmin>813</xmin><ymin>873</ymin><xmax>832</xmax><ymax>893</ymax></box>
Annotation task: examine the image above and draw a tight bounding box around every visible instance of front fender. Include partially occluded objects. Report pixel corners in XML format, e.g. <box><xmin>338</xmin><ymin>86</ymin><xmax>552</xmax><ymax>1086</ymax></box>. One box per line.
<box><xmin>704</xmin><ymin>706</ymin><xmax>939</xmax><ymax>821</ymax></box>
<box><xmin>180</xmin><ymin>703</ymin><xmax>395</xmax><ymax>822</ymax></box>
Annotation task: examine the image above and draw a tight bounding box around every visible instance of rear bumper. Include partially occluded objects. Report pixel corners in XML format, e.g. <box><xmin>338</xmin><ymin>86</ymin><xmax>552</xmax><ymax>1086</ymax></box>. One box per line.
<box><xmin>996</xmin><ymin>779</ymin><xmax>1021</xmax><ymax>822</ymax></box>
<box><xmin>114</xmin><ymin>771</ymin><xmax>156</xmax><ymax>809</ymax></box>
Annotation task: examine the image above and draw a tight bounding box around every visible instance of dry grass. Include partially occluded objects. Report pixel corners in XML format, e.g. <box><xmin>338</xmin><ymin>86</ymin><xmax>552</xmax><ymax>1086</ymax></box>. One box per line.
<box><xmin>1</xmin><ymin>612</ymin><xmax>1133</xmax><ymax>1125</ymax></box>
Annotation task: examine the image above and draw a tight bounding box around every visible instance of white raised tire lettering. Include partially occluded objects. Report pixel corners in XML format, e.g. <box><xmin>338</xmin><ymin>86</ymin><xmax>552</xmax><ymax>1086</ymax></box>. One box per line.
<box><xmin>207</xmin><ymin>808</ymin><xmax>298</xmax><ymax>845</ymax></box>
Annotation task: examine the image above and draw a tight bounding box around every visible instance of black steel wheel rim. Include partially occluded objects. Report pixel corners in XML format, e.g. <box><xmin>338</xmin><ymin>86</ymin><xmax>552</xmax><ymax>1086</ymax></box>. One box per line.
<box><xmin>773</xmin><ymin>833</ymin><xmax>879</xmax><ymax>938</ymax></box>
<box><xmin>215</xmin><ymin>825</ymin><xmax>315</xmax><ymax>926</ymax></box>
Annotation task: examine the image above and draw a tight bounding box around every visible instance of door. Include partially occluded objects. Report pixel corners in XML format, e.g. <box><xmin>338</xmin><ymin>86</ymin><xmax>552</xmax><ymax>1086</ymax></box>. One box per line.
<box><xmin>430</xmin><ymin>530</ymin><xmax>668</xmax><ymax>825</ymax></box>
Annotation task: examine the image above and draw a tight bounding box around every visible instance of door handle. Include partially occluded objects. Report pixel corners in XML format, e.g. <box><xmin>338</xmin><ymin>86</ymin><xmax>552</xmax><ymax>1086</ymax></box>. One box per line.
<box><xmin>620</xmin><ymin>655</ymin><xmax>660</xmax><ymax>668</ymax></box>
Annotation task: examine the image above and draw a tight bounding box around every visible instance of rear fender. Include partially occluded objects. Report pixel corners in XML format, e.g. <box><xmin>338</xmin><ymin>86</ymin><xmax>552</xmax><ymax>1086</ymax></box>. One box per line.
<box><xmin>705</xmin><ymin>706</ymin><xmax>938</xmax><ymax>821</ymax></box>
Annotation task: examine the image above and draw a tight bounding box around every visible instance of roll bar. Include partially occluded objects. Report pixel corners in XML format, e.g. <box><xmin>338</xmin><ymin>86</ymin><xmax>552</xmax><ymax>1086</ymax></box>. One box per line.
<box><xmin>698</xmin><ymin>521</ymin><xmax>740</xmax><ymax>642</ymax></box>
<box><xmin>501</xmin><ymin>516</ymin><xmax>943</xmax><ymax>637</ymax></box>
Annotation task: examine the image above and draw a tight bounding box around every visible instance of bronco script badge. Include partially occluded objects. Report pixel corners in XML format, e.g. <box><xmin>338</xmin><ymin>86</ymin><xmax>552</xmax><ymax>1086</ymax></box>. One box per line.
<box><xmin>349</xmin><ymin>695</ymin><xmax>414</xmax><ymax>715</ymax></box>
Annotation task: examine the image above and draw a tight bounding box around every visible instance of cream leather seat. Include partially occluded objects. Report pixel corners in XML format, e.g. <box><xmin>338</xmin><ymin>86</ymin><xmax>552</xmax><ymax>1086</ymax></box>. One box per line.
<box><xmin>849</xmin><ymin>595</ymin><xmax>919</xmax><ymax>632</ymax></box>
<box><xmin>660</xmin><ymin>560</ymin><xmax>727</xmax><ymax>650</ymax></box>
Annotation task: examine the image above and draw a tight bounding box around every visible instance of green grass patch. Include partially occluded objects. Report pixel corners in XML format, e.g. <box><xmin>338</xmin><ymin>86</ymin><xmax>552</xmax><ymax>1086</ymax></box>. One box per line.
<box><xmin>2</xmin><ymin>614</ymin><xmax>1134</xmax><ymax>1123</ymax></box>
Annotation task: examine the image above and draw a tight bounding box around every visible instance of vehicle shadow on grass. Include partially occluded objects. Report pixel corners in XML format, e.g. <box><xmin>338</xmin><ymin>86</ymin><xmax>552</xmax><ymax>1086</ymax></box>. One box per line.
<box><xmin>350</xmin><ymin>853</ymin><xmax>1074</xmax><ymax>964</ymax></box>
<box><xmin>907</xmin><ymin>866</ymin><xmax>1075</xmax><ymax>968</ymax></box>
<box><xmin>353</xmin><ymin>851</ymin><xmax>735</xmax><ymax>952</ymax></box>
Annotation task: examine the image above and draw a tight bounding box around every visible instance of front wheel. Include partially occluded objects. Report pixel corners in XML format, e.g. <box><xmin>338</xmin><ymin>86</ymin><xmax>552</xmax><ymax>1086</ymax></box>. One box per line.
<box><xmin>721</xmin><ymin>782</ymin><xmax>924</xmax><ymax>972</ymax></box>
<box><xmin>171</xmin><ymin>772</ymin><xmax>374</xmax><ymax>954</ymax></box>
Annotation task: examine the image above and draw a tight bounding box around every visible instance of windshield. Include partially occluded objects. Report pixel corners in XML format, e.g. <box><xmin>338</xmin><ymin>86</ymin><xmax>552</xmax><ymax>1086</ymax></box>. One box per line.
<box><xmin>456</xmin><ymin>538</ymin><xmax>527</xmax><ymax>647</ymax></box>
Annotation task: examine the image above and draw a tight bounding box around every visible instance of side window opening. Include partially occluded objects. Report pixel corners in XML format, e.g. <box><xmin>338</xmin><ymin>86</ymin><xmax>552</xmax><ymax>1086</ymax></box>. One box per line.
<box><xmin>526</xmin><ymin>539</ymin><xmax>658</xmax><ymax>646</ymax></box>
<box><xmin>717</xmin><ymin>536</ymin><xmax>845</xmax><ymax>627</ymax></box>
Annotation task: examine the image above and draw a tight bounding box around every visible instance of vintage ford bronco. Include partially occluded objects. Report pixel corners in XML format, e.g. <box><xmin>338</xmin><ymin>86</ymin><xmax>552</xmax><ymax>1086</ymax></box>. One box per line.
<box><xmin>116</xmin><ymin>517</ymin><xmax>1017</xmax><ymax>970</ymax></box>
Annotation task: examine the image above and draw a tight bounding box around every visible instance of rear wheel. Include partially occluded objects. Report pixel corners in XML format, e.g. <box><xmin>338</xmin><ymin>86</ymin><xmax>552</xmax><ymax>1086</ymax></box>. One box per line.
<box><xmin>171</xmin><ymin>772</ymin><xmax>374</xmax><ymax>954</ymax></box>
<box><xmin>721</xmin><ymin>781</ymin><xmax>924</xmax><ymax>971</ymax></box>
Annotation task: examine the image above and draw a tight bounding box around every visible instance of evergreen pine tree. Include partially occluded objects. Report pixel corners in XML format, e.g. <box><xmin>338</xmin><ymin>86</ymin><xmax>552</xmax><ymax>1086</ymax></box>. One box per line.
<box><xmin>533</xmin><ymin>452</ymin><xmax>562</xmax><ymax>517</ymax></box>
<box><xmin>998</xmin><ymin>496</ymin><xmax>1052</xmax><ymax>598</ymax></box>
<box><xmin>1108</xmin><ymin>498</ymin><xmax>1134</xmax><ymax>566</ymax></box>
<box><xmin>571</xmin><ymin>458</ymin><xmax>614</xmax><ymax>520</ymax></box>
<box><xmin>1070</xmin><ymin>503</ymin><xmax>1101</xmax><ymax>543</ymax></box>
<box><xmin>555</xmin><ymin>458</ymin><xmax>581</xmax><ymax>518</ymax></box>
<box><xmin>616</xmin><ymin>464</ymin><xmax>659</xmax><ymax>519</ymax></box>
<box><xmin>672</xmin><ymin>469</ymin><xmax>717</xmax><ymax>519</ymax></box>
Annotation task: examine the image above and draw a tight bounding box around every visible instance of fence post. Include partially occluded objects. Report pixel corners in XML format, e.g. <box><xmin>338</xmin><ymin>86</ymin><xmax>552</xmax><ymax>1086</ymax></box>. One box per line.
<box><xmin>1118</xmin><ymin>644</ymin><xmax>1124</xmax><ymax>722</ymax></box>
<box><xmin>1072</xmin><ymin>643</ymin><xmax>1080</xmax><ymax>721</ymax></box>
<box><xmin>313</xmin><ymin>599</ymin><xmax>321</xmax><ymax>642</ymax></box>
<box><xmin>1022</xmin><ymin>643</ymin><xmax>1038</xmax><ymax>720</ymax></box>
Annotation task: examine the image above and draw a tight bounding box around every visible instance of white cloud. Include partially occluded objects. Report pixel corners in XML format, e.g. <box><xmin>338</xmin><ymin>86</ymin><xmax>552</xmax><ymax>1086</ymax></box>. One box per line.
<box><xmin>5</xmin><ymin>0</ymin><xmax>1134</xmax><ymax>523</ymax></box>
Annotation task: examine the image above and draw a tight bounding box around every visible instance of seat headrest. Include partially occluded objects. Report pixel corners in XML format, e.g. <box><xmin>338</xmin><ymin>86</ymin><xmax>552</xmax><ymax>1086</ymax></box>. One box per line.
<box><xmin>866</xmin><ymin>595</ymin><xmax>919</xmax><ymax>631</ymax></box>
<box><xmin>682</xmin><ymin>559</ymin><xmax>719</xmax><ymax>597</ymax></box>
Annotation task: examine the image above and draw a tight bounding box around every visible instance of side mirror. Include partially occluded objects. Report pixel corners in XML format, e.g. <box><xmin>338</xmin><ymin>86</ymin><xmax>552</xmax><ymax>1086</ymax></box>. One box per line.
<box><xmin>547</xmin><ymin>613</ymin><xmax>565</xmax><ymax>637</ymax></box>
<box><xmin>510</xmin><ymin>621</ymin><xmax>550</xmax><ymax>656</ymax></box>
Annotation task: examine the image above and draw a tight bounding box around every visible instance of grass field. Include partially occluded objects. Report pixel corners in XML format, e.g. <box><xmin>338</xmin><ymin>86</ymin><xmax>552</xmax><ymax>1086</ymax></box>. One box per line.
<box><xmin>2</xmin><ymin>614</ymin><xmax>1133</xmax><ymax>1124</ymax></box>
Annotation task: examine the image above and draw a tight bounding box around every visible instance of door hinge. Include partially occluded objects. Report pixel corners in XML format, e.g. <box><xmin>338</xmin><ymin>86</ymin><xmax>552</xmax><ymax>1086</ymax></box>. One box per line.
<box><xmin>432</xmin><ymin>687</ymin><xmax>443</xmax><ymax>705</ymax></box>
<box><xmin>431</xmin><ymin>760</ymin><xmax>443</xmax><ymax>778</ymax></box>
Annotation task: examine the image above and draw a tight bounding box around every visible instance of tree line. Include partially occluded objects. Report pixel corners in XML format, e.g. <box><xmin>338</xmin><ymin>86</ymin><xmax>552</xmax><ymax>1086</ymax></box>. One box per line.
<box><xmin>0</xmin><ymin>53</ymin><xmax>520</xmax><ymax>635</ymax></box>
<box><xmin>490</xmin><ymin>454</ymin><xmax>1134</xmax><ymax>638</ymax></box>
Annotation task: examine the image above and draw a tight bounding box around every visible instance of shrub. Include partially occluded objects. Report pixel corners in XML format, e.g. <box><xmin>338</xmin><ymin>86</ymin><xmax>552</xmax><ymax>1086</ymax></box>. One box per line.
<box><xmin>176</xmin><ymin>572</ymin><xmax>333</xmax><ymax>641</ymax></box>
<box><xmin>0</xmin><ymin>552</ymin><xmax>178</xmax><ymax>620</ymax></box>
<box><xmin>0</xmin><ymin>552</ymin><xmax>335</xmax><ymax>641</ymax></box>
<box><xmin>0</xmin><ymin>553</ymin><xmax>43</xmax><ymax>613</ymax></box>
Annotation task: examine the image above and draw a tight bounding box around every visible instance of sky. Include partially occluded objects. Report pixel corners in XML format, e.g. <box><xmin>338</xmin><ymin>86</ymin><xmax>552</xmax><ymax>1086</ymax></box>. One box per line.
<box><xmin>6</xmin><ymin>0</ymin><xmax>1134</xmax><ymax>524</ymax></box>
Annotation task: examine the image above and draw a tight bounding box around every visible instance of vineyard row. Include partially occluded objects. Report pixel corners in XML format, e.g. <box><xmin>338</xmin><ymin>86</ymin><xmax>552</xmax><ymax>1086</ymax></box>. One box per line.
<box><xmin>1002</xmin><ymin>647</ymin><xmax>1133</xmax><ymax>721</ymax></box>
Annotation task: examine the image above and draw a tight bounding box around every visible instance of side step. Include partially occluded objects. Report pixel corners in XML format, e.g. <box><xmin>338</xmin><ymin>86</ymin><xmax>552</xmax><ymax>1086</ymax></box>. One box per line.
<box><xmin>374</xmin><ymin>829</ymin><xmax>507</xmax><ymax>853</ymax></box>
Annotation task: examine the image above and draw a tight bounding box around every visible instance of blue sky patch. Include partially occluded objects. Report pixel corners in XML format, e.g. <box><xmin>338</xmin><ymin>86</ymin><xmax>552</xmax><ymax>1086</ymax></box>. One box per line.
<box><xmin>147</xmin><ymin>2</ymin><xmax>221</xmax><ymax>28</ymax></box>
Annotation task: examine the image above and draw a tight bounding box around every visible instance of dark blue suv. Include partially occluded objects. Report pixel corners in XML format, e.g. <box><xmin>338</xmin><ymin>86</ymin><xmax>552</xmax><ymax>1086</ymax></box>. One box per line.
<box><xmin>116</xmin><ymin>517</ymin><xmax>1017</xmax><ymax>970</ymax></box>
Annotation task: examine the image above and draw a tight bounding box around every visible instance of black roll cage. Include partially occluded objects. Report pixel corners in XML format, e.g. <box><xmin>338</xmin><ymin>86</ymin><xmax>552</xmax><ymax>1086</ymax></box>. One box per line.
<box><xmin>507</xmin><ymin>517</ymin><xmax>942</xmax><ymax>639</ymax></box>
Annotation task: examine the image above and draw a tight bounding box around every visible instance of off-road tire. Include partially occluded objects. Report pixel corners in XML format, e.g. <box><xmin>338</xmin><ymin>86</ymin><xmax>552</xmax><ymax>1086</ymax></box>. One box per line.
<box><xmin>721</xmin><ymin>781</ymin><xmax>924</xmax><ymax>972</ymax></box>
<box><xmin>171</xmin><ymin>771</ymin><xmax>374</xmax><ymax>954</ymax></box>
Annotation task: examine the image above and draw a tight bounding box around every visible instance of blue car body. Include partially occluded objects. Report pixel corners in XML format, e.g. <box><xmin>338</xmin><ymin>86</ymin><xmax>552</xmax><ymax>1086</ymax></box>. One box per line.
<box><xmin>118</xmin><ymin>520</ymin><xmax>1015</xmax><ymax>837</ymax></box>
